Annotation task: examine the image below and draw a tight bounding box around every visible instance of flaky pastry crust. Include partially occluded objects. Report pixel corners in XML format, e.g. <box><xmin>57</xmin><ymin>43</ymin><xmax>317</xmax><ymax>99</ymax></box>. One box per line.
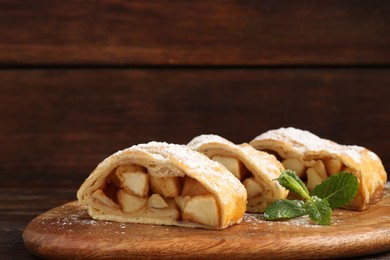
<box><xmin>77</xmin><ymin>142</ymin><xmax>247</xmax><ymax>229</ymax></box>
<box><xmin>250</xmin><ymin>127</ymin><xmax>387</xmax><ymax>210</ymax></box>
<box><xmin>188</xmin><ymin>134</ymin><xmax>288</xmax><ymax>213</ymax></box>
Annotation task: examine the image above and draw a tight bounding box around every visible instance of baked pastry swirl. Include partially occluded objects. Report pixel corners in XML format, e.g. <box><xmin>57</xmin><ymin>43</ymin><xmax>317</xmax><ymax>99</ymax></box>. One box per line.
<box><xmin>188</xmin><ymin>134</ymin><xmax>289</xmax><ymax>213</ymax></box>
<box><xmin>249</xmin><ymin>127</ymin><xmax>387</xmax><ymax>210</ymax></box>
<box><xmin>77</xmin><ymin>142</ymin><xmax>247</xmax><ymax>229</ymax></box>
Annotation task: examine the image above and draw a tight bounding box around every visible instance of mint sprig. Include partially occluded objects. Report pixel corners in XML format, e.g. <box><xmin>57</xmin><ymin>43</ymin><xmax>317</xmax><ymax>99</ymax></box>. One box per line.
<box><xmin>274</xmin><ymin>170</ymin><xmax>310</xmax><ymax>200</ymax></box>
<box><xmin>264</xmin><ymin>200</ymin><xmax>306</xmax><ymax>220</ymax></box>
<box><xmin>310</xmin><ymin>171</ymin><xmax>358</xmax><ymax>209</ymax></box>
<box><xmin>305</xmin><ymin>196</ymin><xmax>332</xmax><ymax>225</ymax></box>
<box><xmin>264</xmin><ymin>170</ymin><xmax>358</xmax><ymax>225</ymax></box>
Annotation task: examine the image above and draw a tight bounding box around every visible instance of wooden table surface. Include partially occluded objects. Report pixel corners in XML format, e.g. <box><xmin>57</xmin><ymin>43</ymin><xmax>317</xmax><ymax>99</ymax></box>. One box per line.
<box><xmin>1</xmin><ymin>183</ymin><xmax>389</xmax><ymax>259</ymax></box>
<box><xmin>1</xmin><ymin>185</ymin><xmax>76</xmax><ymax>259</ymax></box>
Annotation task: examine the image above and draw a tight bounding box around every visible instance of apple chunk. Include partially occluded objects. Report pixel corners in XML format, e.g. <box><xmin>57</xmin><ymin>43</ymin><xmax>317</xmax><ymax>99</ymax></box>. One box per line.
<box><xmin>149</xmin><ymin>176</ymin><xmax>181</xmax><ymax>197</ymax></box>
<box><xmin>174</xmin><ymin>195</ymin><xmax>191</xmax><ymax>213</ymax></box>
<box><xmin>91</xmin><ymin>189</ymin><xmax>120</xmax><ymax>209</ymax></box>
<box><xmin>117</xmin><ymin>190</ymin><xmax>147</xmax><ymax>213</ymax></box>
<box><xmin>282</xmin><ymin>158</ymin><xmax>306</xmax><ymax>177</ymax></box>
<box><xmin>181</xmin><ymin>177</ymin><xmax>209</xmax><ymax>196</ymax></box>
<box><xmin>211</xmin><ymin>155</ymin><xmax>247</xmax><ymax>180</ymax></box>
<box><xmin>306</xmin><ymin>167</ymin><xmax>325</xmax><ymax>191</ymax></box>
<box><xmin>183</xmin><ymin>194</ymin><xmax>220</xmax><ymax>227</ymax></box>
<box><xmin>313</xmin><ymin>160</ymin><xmax>327</xmax><ymax>180</ymax></box>
<box><xmin>148</xmin><ymin>194</ymin><xmax>169</xmax><ymax>209</ymax></box>
<box><xmin>243</xmin><ymin>177</ymin><xmax>263</xmax><ymax>198</ymax></box>
<box><xmin>324</xmin><ymin>158</ymin><xmax>343</xmax><ymax>176</ymax></box>
<box><xmin>116</xmin><ymin>166</ymin><xmax>149</xmax><ymax>197</ymax></box>
<box><xmin>115</xmin><ymin>165</ymin><xmax>146</xmax><ymax>180</ymax></box>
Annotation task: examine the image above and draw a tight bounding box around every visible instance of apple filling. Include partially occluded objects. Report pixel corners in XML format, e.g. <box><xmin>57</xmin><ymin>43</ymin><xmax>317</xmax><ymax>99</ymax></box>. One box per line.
<box><xmin>211</xmin><ymin>155</ymin><xmax>271</xmax><ymax>212</ymax></box>
<box><xmin>280</xmin><ymin>157</ymin><xmax>351</xmax><ymax>191</ymax></box>
<box><xmin>93</xmin><ymin>164</ymin><xmax>220</xmax><ymax>228</ymax></box>
<box><xmin>211</xmin><ymin>155</ymin><xmax>247</xmax><ymax>181</ymax></box>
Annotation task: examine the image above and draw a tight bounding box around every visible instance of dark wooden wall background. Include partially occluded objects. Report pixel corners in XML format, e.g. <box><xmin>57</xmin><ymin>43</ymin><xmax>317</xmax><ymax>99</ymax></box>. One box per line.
<box><xmin>1</xmin><ymin>0</ymin><xmax>389</xmax><ymax>190</ymax></box>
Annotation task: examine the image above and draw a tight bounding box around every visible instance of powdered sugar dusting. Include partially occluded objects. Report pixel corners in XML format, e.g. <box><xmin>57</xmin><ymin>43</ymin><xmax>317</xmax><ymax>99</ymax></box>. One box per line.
<box><xmin>243</xmin><ymin>214</ymin><xmax>324</xmax><ymax>229</ymax></box>
<box><xmin>137</xmin><ymin>141</ymin><xmax>246</xmax><ymax>199</ymax></box>
<box><xmin>187</xmin><ymin>134</ymin><xmax>289</xmax><ymax>207</ymax></box>
<box><xmin>342</xmin><ymin>145</ymin><xmax>365</xmax><ymax>163</ymax></box>
<box><xmin>187</xmin><ymin>134</ymin><xmax>235</xmax><ymax>151</ymax></box>
<box><xmin>253</xmin><ymin>127</ymin><xmax>364</xmax><ymax>163</ymax></box>
<box><xmin>36</xmin><ymin>206</ymin><xmax>111</xmax><ymax>234</ymax></box>
<box><xmin>242</xmin><ymin>210</ymin><xmax>350</xmax><ymax>230</ymax></box>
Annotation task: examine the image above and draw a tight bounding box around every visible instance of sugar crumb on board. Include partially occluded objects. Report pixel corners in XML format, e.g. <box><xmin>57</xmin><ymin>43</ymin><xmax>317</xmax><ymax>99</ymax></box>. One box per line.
<box><xmin>35</xmin><ymin>197</ymin><xmax>381</xmax><ymax>235</ymax></box>
<box><xmin>37</xmin><ymin>210</ymin><xmax>346</xmax><ymax>233</ymax></box>
<box><xmin>242</xmin><ymin>213</ymin><xmax>344</xmax><ymax>229</ymax></box>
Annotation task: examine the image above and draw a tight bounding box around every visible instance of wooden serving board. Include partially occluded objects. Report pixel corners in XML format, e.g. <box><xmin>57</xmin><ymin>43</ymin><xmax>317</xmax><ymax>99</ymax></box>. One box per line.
<box><xmin>24</xmin><ymin>187</ymin><xmax>390</xmax><ymax>259</ymax></box>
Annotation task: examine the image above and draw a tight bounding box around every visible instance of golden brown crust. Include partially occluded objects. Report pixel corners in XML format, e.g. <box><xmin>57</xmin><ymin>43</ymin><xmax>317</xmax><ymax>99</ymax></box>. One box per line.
<box><xmin>250</xmin><ymin>127</ymin><xmax>387</xmax><ymax>210</ymax></box>
<box><xmin>77</xmin><ymin>142</ymin><xmax>247</xmax><ymax>229</ymax></box>
<box><xmin>187</xmin><ymin>134</ymin><xmax>289</xmax><ymax>213</ymax></box>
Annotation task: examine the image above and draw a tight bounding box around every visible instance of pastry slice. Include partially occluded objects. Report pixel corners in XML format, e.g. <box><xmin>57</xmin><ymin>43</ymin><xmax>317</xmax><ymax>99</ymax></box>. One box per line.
<box><xmin>77</xmin><ymin>142</ymin><xmax>247</xmax><ymax>229</ymax></box>
<box><xmin>187</xmin><ymin>134</ymin><xmax>289</xmax><ymax>213</ymax></box>
<box><xmin>249</xmin><ymin>127</ymin><xmax>387</xmax><ymax>210</ymax></box>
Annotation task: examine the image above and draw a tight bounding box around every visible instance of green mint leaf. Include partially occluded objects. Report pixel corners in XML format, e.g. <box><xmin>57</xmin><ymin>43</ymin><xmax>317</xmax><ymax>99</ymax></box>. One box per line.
<box><xmin>310</xmin><ymin>171</ymin><xmax>358</xmax><ymax>209</ymax></box>
<box><xmin>305</xmin><ymin>196</ymin><xmax>332</xmax><ymax>225</ymax></box>
<box><xmin>264</xmin><ymin>200</ymin><xmax>306</xmax><ymax>220</ymax></box>
<box><xmin>275</xmin><ymin>170</ymin><xmax>310</xmax><ymax>200</ymax></box>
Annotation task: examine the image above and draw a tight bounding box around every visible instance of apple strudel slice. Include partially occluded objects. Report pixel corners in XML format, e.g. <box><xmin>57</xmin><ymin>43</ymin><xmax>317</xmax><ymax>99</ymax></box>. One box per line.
<box><xmin>77</xmin><ymin>142</ymin><xmax>247</xmax><ymax>230</ymax></box>
<box><xmin>187</xmin><ymin>134</ymin><xmax>289</xmax><ymax>213</ymax></box>
<box><xmin>249</xmin><ymin>127</ymin><xmax>387</xmax><ymax>210</ymax></box>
